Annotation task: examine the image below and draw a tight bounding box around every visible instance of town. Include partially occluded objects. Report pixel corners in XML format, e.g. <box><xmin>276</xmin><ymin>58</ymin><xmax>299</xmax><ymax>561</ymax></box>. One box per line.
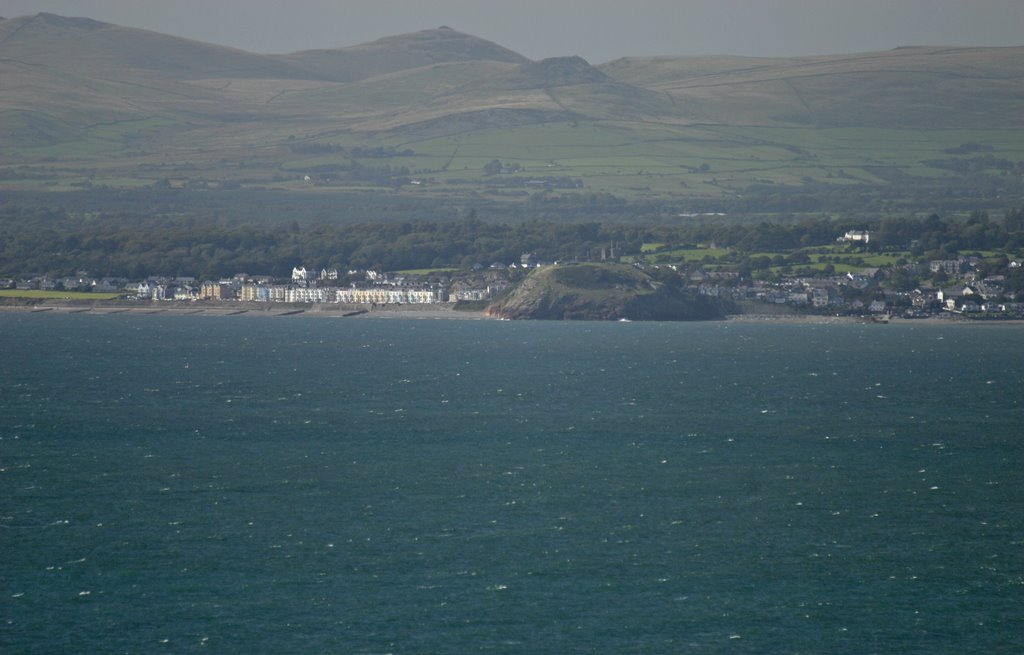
<box><xmin>4</xmin><ymin>226</ymin><xmax>1023</xmax><ymax>319</ymax></box>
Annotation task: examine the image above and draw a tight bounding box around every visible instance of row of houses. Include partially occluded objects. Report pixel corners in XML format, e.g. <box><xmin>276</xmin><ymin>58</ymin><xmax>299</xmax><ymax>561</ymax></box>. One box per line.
<box><xmin>689</xmin><ymin>269</ymin><xmax>1022</xmax><ymax>316</ymax></box>
<box><xmin>5</xmin><ymin>266</ymin><xmax>506</xmax><ymax>306</ymax></box>
<box><xmin>9</xmin><ymin>275</ymin><xmax>137</xmax><ymax>293</ymax></box>
<box><xmin>139</xmin><ymin>281</ymin><xmax>444</xmax><ymax>304</ymax></box>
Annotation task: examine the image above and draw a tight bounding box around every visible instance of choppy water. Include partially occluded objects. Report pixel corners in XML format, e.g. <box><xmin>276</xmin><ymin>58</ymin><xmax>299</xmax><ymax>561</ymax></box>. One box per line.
<box><xmin>1</xmin><ymin>314</ymin><xmax>1022</xmax><ymax>654</ymax></box>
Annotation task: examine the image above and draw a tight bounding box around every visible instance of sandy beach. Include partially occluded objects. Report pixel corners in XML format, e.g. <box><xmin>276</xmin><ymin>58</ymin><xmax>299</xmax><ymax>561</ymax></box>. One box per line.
<box><xmin>0</xmin><ymin>298</ymin><xmax>492</xmax><ymax>320</ymax></box>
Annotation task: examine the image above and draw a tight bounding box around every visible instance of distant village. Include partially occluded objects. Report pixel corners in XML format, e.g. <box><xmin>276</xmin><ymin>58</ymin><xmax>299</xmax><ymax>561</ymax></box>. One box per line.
<box><xmin>2</xmin><ymin>264</ymin><xmax>512</xmax><ymax>307</ymax></box>
<box><xmin>4</xmin><ymin>229</ymin><xmax>1023</xmax><ymax>319</ymax></box>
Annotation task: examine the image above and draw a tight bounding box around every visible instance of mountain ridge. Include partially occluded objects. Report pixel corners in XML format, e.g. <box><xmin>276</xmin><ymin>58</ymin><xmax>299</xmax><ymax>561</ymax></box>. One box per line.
<box><xmin>3</xmin><ymin>11</ymin><xmax>1020</xmax><ymax>131</ymax></box>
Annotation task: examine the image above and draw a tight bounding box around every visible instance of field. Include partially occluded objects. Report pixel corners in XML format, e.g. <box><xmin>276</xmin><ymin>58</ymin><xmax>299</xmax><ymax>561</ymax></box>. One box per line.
<box><xmin>0</xmin><ymin>290</ymin><xmax>122</xmax><ymax>300</ymax></box>
<box><xmin>6</xmin><ymin>119</ymin><xmax>1020</xmax><ymax>210</ymax></box>
<box><xmin>639</xmin><ymin>245</ymin><xmax>732</xmax><ymax>263</ymax></box>
<box><xmin>635</xmin><ymin>242</ymin><xmax>924</xmax><ymax>275</ymax></box>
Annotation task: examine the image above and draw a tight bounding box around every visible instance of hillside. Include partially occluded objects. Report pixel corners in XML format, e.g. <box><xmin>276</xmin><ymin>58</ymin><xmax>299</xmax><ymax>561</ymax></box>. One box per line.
<box><xmin>1</xmin><ymin>13</ymin><xmax>1021</xmax><ymax>214</ymax></box>
<box><xmin>283</xmin><ymin>26</ymin><xmax>529</xmax><ymax>82</ymax></box>
<box><xmin>486</xmin><ymin>263</ymin><xmax>724</xmax><ymax>321</ymax></box>
<box><xmin>0</xmin><ymin>13</ymin><xmax>309</xmax><ymax>80</ymax></box>
<box><xmin>599</xmin><ymin>46</ymin><xmax>1024</xmax><ymax>129</ymax></box>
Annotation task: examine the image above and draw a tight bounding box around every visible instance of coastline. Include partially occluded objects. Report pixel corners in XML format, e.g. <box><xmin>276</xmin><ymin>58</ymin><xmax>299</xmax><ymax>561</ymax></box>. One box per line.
<box><xmin>0</xmin><ymin>298</ymin><xmax>493</xmax><ymax>320</ymax></box>
<box><xmin>1</xmin><ymin>299</ymin><xmax>1021</xmax><ymax>325</ymax></box>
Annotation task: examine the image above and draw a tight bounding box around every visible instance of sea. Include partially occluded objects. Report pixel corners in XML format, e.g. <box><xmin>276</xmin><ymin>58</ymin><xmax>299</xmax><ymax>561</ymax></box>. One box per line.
<box><xmin>1</xmin><ymin>314</ymin><xmax>1021</xmax><ymax>654</ymax></box>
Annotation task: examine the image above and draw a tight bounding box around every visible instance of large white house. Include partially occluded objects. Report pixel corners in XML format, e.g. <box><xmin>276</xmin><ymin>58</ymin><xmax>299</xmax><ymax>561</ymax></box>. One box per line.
<box><xmin>840</xmin><ymin>230</ymin><xmax>872</xmax><ymax>244</ymax></box>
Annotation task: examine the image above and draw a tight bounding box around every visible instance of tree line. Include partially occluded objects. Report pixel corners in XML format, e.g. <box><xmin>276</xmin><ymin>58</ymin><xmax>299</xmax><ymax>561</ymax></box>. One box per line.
<box><xmin>1</xmin><ymin>205</ymin><xmax>1021</xmax><ymax>280</ymax></box>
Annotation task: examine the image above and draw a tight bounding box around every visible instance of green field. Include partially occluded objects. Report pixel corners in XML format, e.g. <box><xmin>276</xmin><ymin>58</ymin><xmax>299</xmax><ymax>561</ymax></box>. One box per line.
<box><xmin>0</xmin><ymin>290</ymin><xmax>121</xmax><ymax>300</ymax></box>
<box><xmin>7</xmin><ymin>117</ymin><xmax>1021</xmax><ymax>206</ymax></box>
<box><xmin>632</xmin><ymin>241</ymin><xmax>922</xmax><ymax>275</ymax></box>
<box><xmin>640</xmin><ymin>245</ymin><xmax>732</xmax><ymax>264</ymax></box>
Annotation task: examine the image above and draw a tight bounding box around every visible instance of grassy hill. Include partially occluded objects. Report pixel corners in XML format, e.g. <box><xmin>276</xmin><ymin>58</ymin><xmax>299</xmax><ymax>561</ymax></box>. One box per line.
<box><xmin>486</xmin><ymin>263</ymin><xmax>724</xmax><ymax>320</ymax></box>
<box><xmin>1</xmin><ymin>13</ymin><xmax>1021</xmax><ymax>215</ymax></box>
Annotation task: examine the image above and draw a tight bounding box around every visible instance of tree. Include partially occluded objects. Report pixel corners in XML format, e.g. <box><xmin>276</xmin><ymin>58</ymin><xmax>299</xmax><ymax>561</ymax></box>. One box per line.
<box><xmin>1005</xmin><ymin>207</ymin><xmax>1024</xmax><ymax>232</ymax></box>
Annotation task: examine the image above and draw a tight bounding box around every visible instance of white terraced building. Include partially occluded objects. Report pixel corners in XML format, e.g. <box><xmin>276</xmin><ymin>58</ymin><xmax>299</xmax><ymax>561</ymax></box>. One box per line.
<box><xmin>286</xmin><ymin>287</ymin><xmax>334</xmax><ymax>303</ymax></box>
<box><xmin>336</xmin><ymin>287</ymin><xmax>438</xmax><ymax>304</ymax></box>
<box><xmin>241</xmin><ymin>284</ymin><xmax>439</xmax><ymax>304</ymax></box>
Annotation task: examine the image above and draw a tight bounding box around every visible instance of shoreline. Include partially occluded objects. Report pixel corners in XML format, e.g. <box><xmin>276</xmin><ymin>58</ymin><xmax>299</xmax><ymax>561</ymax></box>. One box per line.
<box><xmin>723</xmin><ymin>313</ymin><xmax>1024</xmax><ymax>326</ymax></box>
<box><xmin>1</xmin><ymin>299</ymin><xmax>1022</xmax><ymax>325</ymax></box>
<box><xmin>0</xmin><ymin>299</ymin><xmax>493</xmax><ymax>320</ymax></box>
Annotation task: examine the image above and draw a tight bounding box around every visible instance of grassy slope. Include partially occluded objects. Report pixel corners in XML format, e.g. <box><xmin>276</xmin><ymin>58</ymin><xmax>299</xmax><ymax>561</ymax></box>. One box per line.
<box><xmin>600</xmin><ymin>47</ymin><xmax>1024</xmax><ymax>128</ymax></box>
<box><xmin>280</xmin><ymin>27</ymin><xmax>529</xmax><ymax>82</ymax></box>
<box><xmin>487</xmin><ymin>263</ymin><xmax>722</xmax><ymax>320</ymax></box>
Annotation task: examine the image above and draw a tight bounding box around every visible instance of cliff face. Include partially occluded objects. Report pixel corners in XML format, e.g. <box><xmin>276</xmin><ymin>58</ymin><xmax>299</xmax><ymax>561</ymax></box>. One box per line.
<box><xmin>485</xmin><ymin>263</ymin><xmax>723</xmax><ymax>321</ymax></box>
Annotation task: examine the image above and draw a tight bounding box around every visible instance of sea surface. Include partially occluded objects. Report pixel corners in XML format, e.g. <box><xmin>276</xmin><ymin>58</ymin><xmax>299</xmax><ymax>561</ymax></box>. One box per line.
<box><xmin>1</xmin><ymin>314</ymin><xmax>1021</xmax><ymax>654</ymax></box>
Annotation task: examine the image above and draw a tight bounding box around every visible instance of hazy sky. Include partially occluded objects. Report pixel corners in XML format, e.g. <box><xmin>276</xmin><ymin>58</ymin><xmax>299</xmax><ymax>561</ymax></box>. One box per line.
<box><xmin>4</xmin><ymin>0</ymin><xmax>1022</xmax><ymax>62</ymax></box>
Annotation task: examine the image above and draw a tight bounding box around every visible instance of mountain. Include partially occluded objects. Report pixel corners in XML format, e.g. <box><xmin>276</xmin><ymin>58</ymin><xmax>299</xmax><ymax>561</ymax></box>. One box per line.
<box><xmin>0</xmin><ymin>13</ymin><xmax>308</xmax><ymax>79</ymax></box>
<box><xmin>364</xmin><ymin>56</ymin><xmax>676</xmax><ymax>135</ymax></box>
<box><xmin>0</xmin><ymin>13</ymin><xmax>312</xmax><ymax>144</ymax></box>
<box><xmin>1</xmin><ymin>13</ymin><xmax>1021</xmax><ymax>212</ymax></box>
